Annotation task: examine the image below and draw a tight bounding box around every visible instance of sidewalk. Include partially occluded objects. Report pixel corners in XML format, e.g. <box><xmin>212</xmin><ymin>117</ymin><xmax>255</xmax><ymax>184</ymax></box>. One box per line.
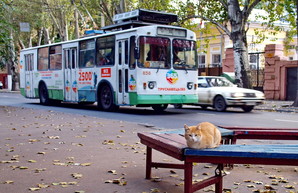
<box><xmin>0</xmin><ymin>105</ymin><xmax>297</xmax><ymax>193</ymax></box>
<box><xmin>255</xmin><ymin>100</ymin><xmax>298</xmax><ymax>113</ymax></box>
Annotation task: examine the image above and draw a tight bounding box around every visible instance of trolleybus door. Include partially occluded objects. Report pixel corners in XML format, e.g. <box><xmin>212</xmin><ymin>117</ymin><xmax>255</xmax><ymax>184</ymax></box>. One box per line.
<box><xmin>24</xmin><ymin>53</ymin><xmax>34</xmax><ymax>98</ymax></box>
<box><xmin>63</xmin><ymin>48</ymin><xmax>78</xmax><ymax>102</ymax></box>
<box><xmin>116</xmin><ymin>39</ymin><xmax>129</xmax><ymax>105</ymax></box>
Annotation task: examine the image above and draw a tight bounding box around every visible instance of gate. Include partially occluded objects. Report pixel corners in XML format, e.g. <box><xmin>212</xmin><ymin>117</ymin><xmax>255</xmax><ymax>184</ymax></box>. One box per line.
<box><xmin>286</xmin><ymin>67</ymin><xmax>297</xmax><ymax>101</ymax></box>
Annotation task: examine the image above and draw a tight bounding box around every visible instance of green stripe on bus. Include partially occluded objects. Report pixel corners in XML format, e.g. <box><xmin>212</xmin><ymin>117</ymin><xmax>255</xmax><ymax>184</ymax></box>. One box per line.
<box><xmin>129</xmin><ymin>92</ymin><xmax>197</xmax><ymax>105</ymax></box>
<box><xmin>20</xmin><ymin>88</ymin><xmax>26</xmax><ymax>97</ymax></box>
<box><xmin>48</xmin><ymin>89</ymin><xmax>64</xmax><ymax>100</ymax></box>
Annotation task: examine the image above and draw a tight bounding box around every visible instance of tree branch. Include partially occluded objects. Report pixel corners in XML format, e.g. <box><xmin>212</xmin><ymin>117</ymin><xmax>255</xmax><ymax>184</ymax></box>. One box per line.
<box><xmin>218</xmin><ymin>0</ymin><xmax>228</xmax><ymax>10</ymax></box>
<box><xmin>182</xmin><ymin>15</ymin><xmax>231</xmax><ymax>38</ymax></box>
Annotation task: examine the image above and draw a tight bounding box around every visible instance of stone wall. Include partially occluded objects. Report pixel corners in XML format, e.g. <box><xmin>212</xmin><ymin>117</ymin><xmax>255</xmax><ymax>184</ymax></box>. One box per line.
<box><xmin>263</xmin><ymin>44</ymin><xmax>298</xmax><ymax>100</ymax></box>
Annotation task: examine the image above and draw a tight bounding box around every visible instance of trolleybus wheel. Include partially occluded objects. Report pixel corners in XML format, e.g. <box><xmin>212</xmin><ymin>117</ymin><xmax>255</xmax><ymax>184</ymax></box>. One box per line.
<box><xmin>152</xmin><ymin>104</ymin><xmax>168</xmax><ymax>112</ymax></box>
<box><xmin>98</xmin><ymin>84</ymin><xmax>118</xmax><ymax>111</ymax></box>
<box><xmin>39</xmin><ymin>83</ymin><xmax>50</xmax><ymax>105</ymax></box>
<box><xmin>173</xmin><ymin>104</ymin><xmax>183</xmax><ymax>109</ymax></box>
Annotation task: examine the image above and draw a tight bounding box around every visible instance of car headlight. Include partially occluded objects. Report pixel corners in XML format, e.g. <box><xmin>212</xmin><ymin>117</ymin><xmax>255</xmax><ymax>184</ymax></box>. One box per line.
<box><xmin>256</xmin><ymin>92</ymin><xmax>265</xmax><ymax>98</ymax></box>
<box><xmin>231</xmin><ymin>92</ymin><xmax>245</xmax><ymax>97</ymax></box>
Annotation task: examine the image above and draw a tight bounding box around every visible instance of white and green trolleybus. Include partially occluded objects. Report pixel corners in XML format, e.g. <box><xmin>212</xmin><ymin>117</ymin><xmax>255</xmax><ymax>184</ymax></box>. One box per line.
<box><xmin>19</xmin><ymin>9</ymin><xmax>198</xmax><ymax>111</ymax></box>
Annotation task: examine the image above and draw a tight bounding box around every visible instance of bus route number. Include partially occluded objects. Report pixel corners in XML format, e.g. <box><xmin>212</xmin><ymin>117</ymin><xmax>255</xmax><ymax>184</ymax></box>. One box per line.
<box><xmin>79</xmin><ymin>71</ymin><xmax>93</xmax><ymax>81</ymax></box>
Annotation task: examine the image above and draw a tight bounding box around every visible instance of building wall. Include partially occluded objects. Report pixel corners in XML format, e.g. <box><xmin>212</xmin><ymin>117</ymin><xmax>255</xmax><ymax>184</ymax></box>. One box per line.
<box><xmin>196</xmin><ymin>21</ymin><xmax>297</xmax><ymax>69</ymax></box>
<box><xmin>263</xmin><ymin>44</ymin><xmax>298</xmax><ymax>100</ymax></box>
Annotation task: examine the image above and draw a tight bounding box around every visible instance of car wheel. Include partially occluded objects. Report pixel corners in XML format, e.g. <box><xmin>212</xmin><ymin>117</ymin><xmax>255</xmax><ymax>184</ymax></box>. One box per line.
<box><xmin>242</xmin><ymin>106</ymin><xmax>254</xmax><ymax>112</ymax></box>
<box><xmin>152</xmin><ymin>104</ymin><xmax>168</xmax><ymax>112</ymax></box>
<box><xmin>213</xmin><ymin>96</ymin><xmax>227</xmax><ymax>112</ymax></box>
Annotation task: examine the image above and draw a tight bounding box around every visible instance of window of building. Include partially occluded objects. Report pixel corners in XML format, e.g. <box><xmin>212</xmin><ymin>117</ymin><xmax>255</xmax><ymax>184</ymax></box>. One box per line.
<box><xmin>49</xmin><ymin>45</ymin><xmax>62</xmax><ymax>70</ymax></box>
<box><xmin>249</xmin><ymin>54</ymin><xmax>257</xmax><ymax>63</ymax></box>
<box><xmin>96</xmin><ymin>36</ymin><xmax>115</xmax><ymax>66</ymax></box>
<box><xmin>212</xmin><ymin>54</ymin><xmax>221</xmax><ymax>66</ymax></box>
<box><xmin>79</xmin><ymin>39</ymin><xmax>95</xmax><ymax>68</ymax></box>
<box><xmin>38</xmin><ymin>47</ymin><xmax>49</xmax><ymax>71</ymax></box>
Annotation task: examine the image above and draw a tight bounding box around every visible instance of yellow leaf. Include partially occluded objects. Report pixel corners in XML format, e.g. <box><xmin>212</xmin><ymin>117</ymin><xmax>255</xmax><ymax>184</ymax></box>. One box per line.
<box><xmin>19</xmin><ymin>166</ymin><xmax>29</xmax><ymax>170</ymax></box>
<box><xmin>4</xmin><ymin>180</ymin><xmax>14</xmax><ymax>184</ymax></box>
<box><xmin>71</xmin><ymin>173</ymin><xmax>83</xmax><ymax>179</ymax></box>
<box><xmin>29</xmin><ymin>187</ymin><xmax>40</xmax><ymax>191</ymax></box>
<box><xmin>28</xmin><ymin>160</ymin><xmax>37</xmax><ymax>163</ymax></box>
<box><xmin>80</xmin><ymin>163</ymin><xmax>92</xmax><ymax>166</ymax></box>
<box><xmin>108</xmin><ymin>170</ymin><xmax>117</xmax><ymax>175</ymax></box>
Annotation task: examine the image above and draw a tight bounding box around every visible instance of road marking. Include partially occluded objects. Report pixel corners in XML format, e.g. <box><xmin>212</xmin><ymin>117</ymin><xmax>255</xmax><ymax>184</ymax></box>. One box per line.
<box><xmin>275</xmin><ymin>119</ymin><xmax>298</xmax><ymax>123</ymax></box>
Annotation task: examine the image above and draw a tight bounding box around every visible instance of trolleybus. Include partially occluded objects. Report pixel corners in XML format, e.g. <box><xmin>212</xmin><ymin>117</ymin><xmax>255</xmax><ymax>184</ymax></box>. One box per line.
<box><xmin>19</xmin><ymin>9</ymin><xmax>198</xmax><ymax>111</ymax></box>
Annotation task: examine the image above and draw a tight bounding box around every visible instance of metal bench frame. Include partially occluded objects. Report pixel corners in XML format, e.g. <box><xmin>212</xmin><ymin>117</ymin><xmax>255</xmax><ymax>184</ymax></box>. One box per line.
<box><xmin>138</xmin><ymin>127</ymin><xmax>298</xmax><ymax>193</ymax></box>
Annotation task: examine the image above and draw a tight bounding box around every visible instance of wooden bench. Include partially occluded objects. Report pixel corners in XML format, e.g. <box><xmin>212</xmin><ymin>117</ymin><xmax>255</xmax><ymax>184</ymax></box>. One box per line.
<box><xmin>137</xmin><ymin>127</ymin><xmax>298</xmax><ymax>193</ymax></box>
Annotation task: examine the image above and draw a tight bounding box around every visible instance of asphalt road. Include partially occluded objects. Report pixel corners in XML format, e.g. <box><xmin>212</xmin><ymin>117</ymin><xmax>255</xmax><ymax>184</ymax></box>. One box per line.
<box><xmin>0</xmin><ymin>92</ymin><xmax>297</xmax><ymax>129</ymax></box>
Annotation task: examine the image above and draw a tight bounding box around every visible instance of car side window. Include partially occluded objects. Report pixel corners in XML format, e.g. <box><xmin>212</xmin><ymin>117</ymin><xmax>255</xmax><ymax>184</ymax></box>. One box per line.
<box><xmin>198</xmin><ymin>78</ymin><xmax>208</xmax><ymax>88</ymax></box>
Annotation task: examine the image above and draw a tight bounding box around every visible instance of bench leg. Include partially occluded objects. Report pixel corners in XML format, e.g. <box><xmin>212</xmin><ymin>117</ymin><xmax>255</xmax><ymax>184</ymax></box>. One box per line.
<box><xmin>184</xmin><ymin>161</ymin><xmax>193</xmax><ymax>193</ymax></box>
<box><xmin>215</xmin><ymin>164</ymin><xmax>223</xmax><ymax>193</ymax></box>
<box><xmin>146</xmin><ymin>146</ymin><xmax>152</xmax><ymax>179</ymax></box>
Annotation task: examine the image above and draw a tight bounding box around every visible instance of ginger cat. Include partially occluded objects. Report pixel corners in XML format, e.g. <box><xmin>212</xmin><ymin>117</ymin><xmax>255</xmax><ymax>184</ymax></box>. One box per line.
<box><xmin>184</xmin><ymin>122</ymin><xmax>221</xmax><ymax>149</ymax></box>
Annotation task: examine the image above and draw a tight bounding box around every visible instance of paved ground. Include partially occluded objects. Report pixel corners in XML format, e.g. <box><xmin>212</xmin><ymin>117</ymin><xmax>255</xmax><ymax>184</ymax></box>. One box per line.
<box><xmin>0</xmin><ymin>105</ymin><xmax>297</xmax><ymax>193</ymax></box>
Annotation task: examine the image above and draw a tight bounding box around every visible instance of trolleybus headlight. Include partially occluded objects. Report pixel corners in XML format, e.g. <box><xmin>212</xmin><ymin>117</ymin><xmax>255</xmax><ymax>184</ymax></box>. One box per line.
<box><xmin>148</xmin><ymin>81</ymin><xmax>155</xmax><ymax>89</ymax></box>
<box><xmin>187</xmin><ymin>82</ymin><xmax>193</xmax><ymax>90</ymax></box>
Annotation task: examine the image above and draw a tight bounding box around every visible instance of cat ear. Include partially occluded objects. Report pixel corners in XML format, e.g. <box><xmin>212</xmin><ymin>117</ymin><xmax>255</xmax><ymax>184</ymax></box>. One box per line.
<box><xmin>196</xmin><ymin>125</ymin><xmax>201</xmax><ymax>130</ymax></box>
<box><xmin>184</xmin><ymin>124</ymin><xmax>189</xmax><ymax>131</ymax></box>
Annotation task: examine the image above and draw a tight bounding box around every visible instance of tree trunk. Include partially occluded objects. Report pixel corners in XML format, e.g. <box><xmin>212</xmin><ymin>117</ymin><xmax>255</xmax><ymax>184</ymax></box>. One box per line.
<box><xmin>228</xmin><ymin>0</ymin><xmax>251</xmax><ymax>88</ymax></box>
<box><xmin>43</xmin><ymin>27</ymin><xmax>51</xmax><ymax>44</ymax></box>
<box><xmin>231</xmin><ymin>34</ymin><xmax>251</xmax><ymax>88</ymax></box>
<box><xmin>74</xmin><ymin>8</ymin><xmax>79</xmax><ymax>39</ymax></box>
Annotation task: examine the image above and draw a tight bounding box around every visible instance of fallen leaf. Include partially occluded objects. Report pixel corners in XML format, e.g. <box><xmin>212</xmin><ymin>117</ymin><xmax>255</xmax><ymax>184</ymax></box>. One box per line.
<box><xmin>37</xmin><ymin>183</ymin><xmax>50</xmax><ymax>188</ymax></box>
<box><xmin>108</xmin><ymin>170</ymin><xmax>117</xmax><ymax>175</ymax></box>
<box><xmin>150</xmin><ymin>188</ymin><xmax>160</xmax><ymax>192</ymax></box>
<box><xmin>4</xmin><ymin>180</ymin><xmax>14</xmax><ymax>184</ymax></box>
<box><xmin>29</xmin><ymin>187</ymin><xmax>41</xmax><ymax>191</ymax></box>
<box><xmin>151</xmin><ymin>177</ymin><xmax>162</xmax><ymax>182</ymax></box>
<box><xmin>285</xmin><ymin>185</ymin><xmax>295</xmax><ymax>189</ymax></box>
<box><xmin>71</xmin><ymin>173</ymin><xmax>83</xmax><ymax>179</ymax></box>
<box><xmin>80</xmin><ymin>163</ymin><xmax>92</xmax><ymax>166</ymax></box>
<box><xmin>19</xmin><ymin>166</ymin><xmax>29</xmax><ymax>170</ymax></box>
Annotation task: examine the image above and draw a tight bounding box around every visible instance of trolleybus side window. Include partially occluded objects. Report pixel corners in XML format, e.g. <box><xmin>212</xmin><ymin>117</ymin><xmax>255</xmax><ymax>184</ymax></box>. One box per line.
<box><xmin>38</xmin><ymin>47</ymin><xmax>49</xmax><ymax>71</ymax></box>
<box><xmin>49</xmin><ymin>45</ymin><xmax>62</xmax><ymax>70</ymax></box>
<box><xmin>96</xmin><ymin>36</ymin><xmax>115</xmax><ymax>66</ymax></box>
<box><xmin>172</xmin><ymin>39</ymin><xmax>197</xmax><ymax>70</ymax></box>
<box><xmin>25</xmin><ymin>54</ymin><xmax>34</xmax><ymax>71</ymax></box>
<box><xmin>79</xmin><ymin>39</ymin><xmax>95</xmax><ymax>68</ymax></box>
<box><xmin>129</xmin><ymin>36</ymin><xmax>136</xmax><ymax>69</ymax></box>
<box><xmin>138</xmin><ymin>37</ymin><xmax>170</xmax><ymax>69</ymax></box>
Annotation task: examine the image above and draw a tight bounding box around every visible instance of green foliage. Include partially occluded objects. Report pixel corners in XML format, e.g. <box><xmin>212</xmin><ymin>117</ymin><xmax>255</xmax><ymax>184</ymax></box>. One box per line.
<box><xmin>0</xmin><ymin>0</ymin><xmax>13</xmax><ymax>70</ymax></box>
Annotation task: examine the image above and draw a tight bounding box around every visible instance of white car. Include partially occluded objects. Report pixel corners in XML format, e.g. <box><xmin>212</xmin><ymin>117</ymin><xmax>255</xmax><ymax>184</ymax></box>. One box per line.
<box><xmin>175</xmin><ymin>76</ymin><xmax>265</xmax><ymax>112</ymax></box>
<box><xmin>0</xmin><ymin>81</ymin><xmax>3</xmax><ymax>89</ymax></box>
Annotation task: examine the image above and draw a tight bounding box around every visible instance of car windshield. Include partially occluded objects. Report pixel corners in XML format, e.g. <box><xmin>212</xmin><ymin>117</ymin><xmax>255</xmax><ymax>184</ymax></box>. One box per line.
<box><xmin>205</xmin><ymin>77</ymin><xmax>234</xmax><ymax>87</ymax></box>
